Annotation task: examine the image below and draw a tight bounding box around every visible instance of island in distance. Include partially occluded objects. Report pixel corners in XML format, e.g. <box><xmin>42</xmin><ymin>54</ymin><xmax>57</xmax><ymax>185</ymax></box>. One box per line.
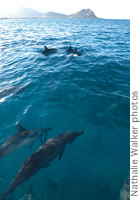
<box><xmin>45</xmin><ymin>9</ymin><xmax>97</xmax><ymax>19</ymax></box>
<box><xmin>1</xmin><ymin>7</ymin><xmax>98</xmax><ymax>19</ymax></box>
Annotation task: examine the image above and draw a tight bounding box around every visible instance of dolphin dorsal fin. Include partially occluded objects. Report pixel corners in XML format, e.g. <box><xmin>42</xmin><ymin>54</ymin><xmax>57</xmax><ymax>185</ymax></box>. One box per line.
<box><xmin>44</xmin><ymin>46</ymin><xmax>48</xmax><ymax>50</ymax></box>
<box><xmin>19</xmin><ymin>125</ymin><xmax>26</xmax><ymax>132</ymax></box>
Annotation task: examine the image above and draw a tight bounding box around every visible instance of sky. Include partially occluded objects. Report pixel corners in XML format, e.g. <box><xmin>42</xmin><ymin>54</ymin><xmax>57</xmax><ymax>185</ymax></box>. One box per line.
<box><xmin>0</xmin><ymin>0</ymin><xmax>130</xmax><ymax>19</ymax></box>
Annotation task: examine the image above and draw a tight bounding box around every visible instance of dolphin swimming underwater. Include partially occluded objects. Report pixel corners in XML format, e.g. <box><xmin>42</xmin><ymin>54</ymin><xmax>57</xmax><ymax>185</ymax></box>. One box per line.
<box><xmin>42</xmin><ymin>46</ymin><xmax>57</xmax><ymax>55</ymax></box>
<box><xmin>120</xmin><ymin>177</ymin><xmax>130</xmax><ymax>200</ymax></box>
<box><xmin>0</xmin><ymin>125</ymin><xmax>53</xmax><ymax>159</ymax></box>
<box><xmin>0</xmin><ymin>84</ymin><xmax>29</xmax><ymax>99</ymax></box>
<box><xmin>0</xmin><ymin>130</ymin><xmax>84</xmax><ymax>200</ymax></box>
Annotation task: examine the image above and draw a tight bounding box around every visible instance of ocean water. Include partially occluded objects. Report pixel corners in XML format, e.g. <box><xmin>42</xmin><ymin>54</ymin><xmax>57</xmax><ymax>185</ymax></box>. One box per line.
<box><xmin>0</xmin><ymin>18</ymin><xmax>130</xmax><ymax>200</ymax></box>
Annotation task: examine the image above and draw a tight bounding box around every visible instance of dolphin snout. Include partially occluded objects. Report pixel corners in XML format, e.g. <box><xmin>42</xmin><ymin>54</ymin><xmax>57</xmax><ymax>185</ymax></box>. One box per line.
<box><xmin>46</xmin><ymin>127</ymin><xmax>54</xmax><ymax>132</ymax></box>
<box><xmin>78</xmin><ymin>131</ymin><xmax>84</xmax><ymax>136</ymax></box>
<box><xmin>41</xmin><ymin>127</ymin><xmax>53</xmax><ymax>132</ymax></box>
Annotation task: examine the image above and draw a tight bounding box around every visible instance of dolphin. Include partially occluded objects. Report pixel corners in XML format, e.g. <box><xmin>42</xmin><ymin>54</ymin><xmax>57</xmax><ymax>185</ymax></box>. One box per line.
<box><xmin>120</xmin><ymin>177</ymin><xmax>130</xmax><ymax>200</ymax></box>
<box><xmin>66</xmin><ymin>46</ymin><xmax>82</xmax><ymax>56</ymax></box>
<box><xmin>0</xmin><ymin>130</ymin><xmax>84</xmax><ymax>200</ymax></box>
<box><xmin>72</xmin><ymin>48</ymin><xmax>82</xmax><ymax>56</ymax></box>
<box><xmin>0</xmin><ymin>125</ymin><xmax>53</xmax><ymax>159</ymax></box>
<box><xmin>66</xmin><ymin>45</ymin><xmax>73</xmax><ymax>53</ymax></box>
<box><xmin>42</xmin><ymin>46</ymin><xmax>57</xmax><ymax>55</ymax></box>
<box><xmin>0</xmin><ymin>84</ymin><xmax>29</xmax><ymax>99</ymax></box>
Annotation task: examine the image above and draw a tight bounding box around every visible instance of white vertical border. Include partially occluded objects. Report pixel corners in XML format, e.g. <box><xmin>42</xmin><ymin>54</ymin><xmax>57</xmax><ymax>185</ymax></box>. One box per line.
<box><xmin>130</xmin><ymin>1</ymin><xmax>140</xmax><ymax>199</ymax></box>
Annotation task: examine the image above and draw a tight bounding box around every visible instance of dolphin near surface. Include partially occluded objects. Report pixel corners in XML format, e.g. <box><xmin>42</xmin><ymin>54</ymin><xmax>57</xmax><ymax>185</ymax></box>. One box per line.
<box><xmin>72</xmin><ymin>48</ymin><xmax>83</xmax><ymax>56</ymax></box>
<box><xmin>66</xmin><ymin>45</ymin><xmax>73</xmax><ymax>53</ymax></box>
<box><xmin>66</xmin><ymin>46</ymin><xmax>83</xmax><ymax>56</ymax></box>
<box><xmin>0</xmin><ymin>84</ymin><xmax>29</xmax><ymax>100</ymax></box>
<box><xmin>0</xmin><ymin>130</ymin><xmax>84</xmax><ymax>200</ymax></box>
<box><xmin>0</xmin><ymin>125</ymin><xmax>53</xmax><ymax>159</ymax></box>
<box><xmin>42</xmin><ymin>46</ymin><xmax>57</xmax><ymax>55</ymax></box>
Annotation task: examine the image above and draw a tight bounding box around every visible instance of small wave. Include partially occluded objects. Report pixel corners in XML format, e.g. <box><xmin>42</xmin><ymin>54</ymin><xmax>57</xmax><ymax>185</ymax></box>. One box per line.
<box><xmin>0</xmin><ymin>97</ymin><xmax>6</xmax><ymax>103</ymax></box>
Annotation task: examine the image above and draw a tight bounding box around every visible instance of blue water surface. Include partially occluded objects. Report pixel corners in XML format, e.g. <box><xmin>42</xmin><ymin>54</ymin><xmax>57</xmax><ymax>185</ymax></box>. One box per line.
<box><xmin>0</xmin><ymin>18</ymin><xmax>130</xmax><ymax>200</ymax></box>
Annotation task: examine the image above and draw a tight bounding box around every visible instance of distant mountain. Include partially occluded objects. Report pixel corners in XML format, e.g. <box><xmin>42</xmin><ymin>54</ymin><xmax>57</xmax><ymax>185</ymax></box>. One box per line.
<box><xmin>44</xmin><ymin>9</ymin><xmax>97</xmax><ymax>19</ymax></box>
<box><xmin>8</xmin><ymin>7</ymin><xmax>42</xmax><ymax>18</ymax></box>
<box><xmin>45</xmin><ymin>12</ymin><xmax>68</xmax><ymax>18</ymax></box>
<box><xmin>0</xmin><ymin>7</ymin><xmax>98</xmax><ymax>19</ymax></box>
<box><xmin>69</xmin><ymin>9</ymin><xmax>97</xmax><ymax>18</ymax></box>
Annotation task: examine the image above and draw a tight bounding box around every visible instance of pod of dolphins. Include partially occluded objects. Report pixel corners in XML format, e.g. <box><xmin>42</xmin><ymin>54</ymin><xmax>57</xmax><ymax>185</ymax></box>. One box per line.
<box><xmin>0</xmin><ymin>44</ymin><xmax>128</xmax><ymax>200</ymax></box>
<box><xmin>42</xmin><ymin>45</ymin><xmax>83</xmax><ymax>56</ymax></box>
<box><xmin>0</xmin><ymin>84</ymin><xmax>84</xmax><ymax>200</ymax></box>
<box><xmin>0</xmin><ymin>46</ymin><xmax>84</xmax><ymax>199</ymax></box>
<box><xmin>0</xmin><ymin>127</ymin><xmax>84</xmax><ymax>200</ymax></box>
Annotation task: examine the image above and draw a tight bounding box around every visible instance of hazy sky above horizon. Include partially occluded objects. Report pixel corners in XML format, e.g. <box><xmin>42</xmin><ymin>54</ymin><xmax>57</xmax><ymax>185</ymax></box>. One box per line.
<box><xmin>0</xmin><ymin>0</ymin><xmax>130</xmax><ymax>19</ymax></box>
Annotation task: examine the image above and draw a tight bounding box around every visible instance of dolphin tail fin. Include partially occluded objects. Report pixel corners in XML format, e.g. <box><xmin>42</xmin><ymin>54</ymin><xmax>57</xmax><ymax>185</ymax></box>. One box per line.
<box><xmin>1</xmin><ymin>190</ymin><xmax>9</xmax><ymax>200</ymax></box>
<box><xmin>43</xmin><ymin>128</ymin><xmax>52</xmax><ymax>143</ymax></box>
<box><xmin>40</xmin><ymin>135</ymin><xmax>44</xmax><ymax>145</ymax></box>
<box><xmin>41</xmin><ymin>127</ymin><xmax>54</xmax><ymax>144</ymax></box>
<box><xmin>43</xmin><ymin>133</ymin><xmax>47</xmax><ymax>144</ymax></box>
